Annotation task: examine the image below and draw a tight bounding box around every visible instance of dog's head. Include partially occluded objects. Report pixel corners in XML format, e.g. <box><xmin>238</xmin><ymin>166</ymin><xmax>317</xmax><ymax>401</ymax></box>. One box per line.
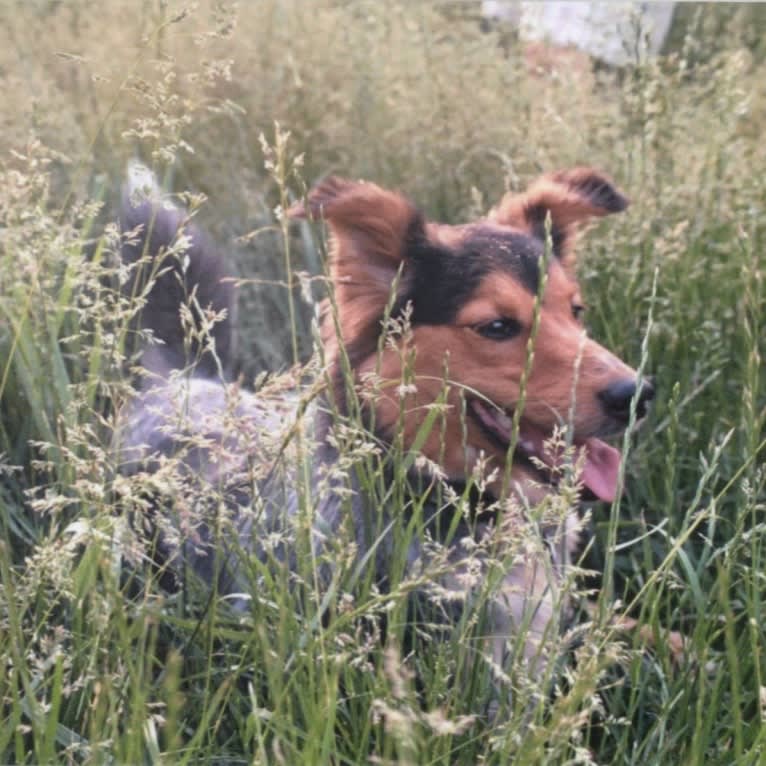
<box><xmin>291</xmin><ymin>169</ymin><xmax>653</xmax><ymax>502</ymax></box>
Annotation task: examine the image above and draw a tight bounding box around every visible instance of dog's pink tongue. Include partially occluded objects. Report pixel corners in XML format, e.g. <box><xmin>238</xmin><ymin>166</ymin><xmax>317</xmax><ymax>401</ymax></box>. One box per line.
<box><xmin>580</xmin><ymin>438</ymin><xmax>621</xmax><ymax>502</ymax></box>
<box><xmin>518</xmin><ymin>421</ymin><xmax>622</xmax><ymax>502</ymax></box>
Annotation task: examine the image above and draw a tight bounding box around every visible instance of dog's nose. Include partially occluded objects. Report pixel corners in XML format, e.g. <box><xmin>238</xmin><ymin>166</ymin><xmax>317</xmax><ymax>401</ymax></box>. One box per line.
<box><xmin>598</xmin><ymin>377</ymin><xmax>655</xmax><ymax>422</ymax></box>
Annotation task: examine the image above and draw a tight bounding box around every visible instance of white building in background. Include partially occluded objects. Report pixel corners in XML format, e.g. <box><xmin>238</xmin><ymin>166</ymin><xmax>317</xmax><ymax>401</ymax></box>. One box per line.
<box><xmin>482</xmin><ymin>2</ymin><xmax>676</xmax><ymax>66</ymax></box>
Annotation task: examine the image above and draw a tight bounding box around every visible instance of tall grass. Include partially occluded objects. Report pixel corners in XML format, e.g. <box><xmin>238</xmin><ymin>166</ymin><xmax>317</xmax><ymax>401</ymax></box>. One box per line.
<box><xmin>0</xmin><ymin>2</ymin><xmax>765</xmax><ymax>763</ymax></box>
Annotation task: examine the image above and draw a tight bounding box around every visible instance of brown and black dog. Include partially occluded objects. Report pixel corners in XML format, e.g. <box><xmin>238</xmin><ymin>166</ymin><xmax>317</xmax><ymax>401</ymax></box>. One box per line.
<box><xmin>118</xmin><ymin>165</ymin><xmax>653</xmax><ymax>672</ymax></box>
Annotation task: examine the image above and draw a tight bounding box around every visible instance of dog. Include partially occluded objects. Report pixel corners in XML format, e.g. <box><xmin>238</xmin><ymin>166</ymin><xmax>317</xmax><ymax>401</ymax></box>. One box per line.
<box><xmin>116</xmin><ymin>164</ymin><xmax>654</xmax><ymax>675</ymax></box>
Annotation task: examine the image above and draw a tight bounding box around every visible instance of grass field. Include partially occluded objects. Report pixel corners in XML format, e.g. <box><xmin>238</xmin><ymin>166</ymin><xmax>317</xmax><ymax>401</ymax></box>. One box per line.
<box><xmin>1</xmin><ymin>2</ymin><xmax>765</xmax><ymax>763</ymax></box>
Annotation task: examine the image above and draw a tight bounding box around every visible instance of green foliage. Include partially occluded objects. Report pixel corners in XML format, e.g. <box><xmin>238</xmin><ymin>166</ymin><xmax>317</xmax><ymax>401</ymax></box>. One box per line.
<box><xmin>0</xmin><ymin>2</ymin><xmax>765</xmax><ymax>763</ymax></box>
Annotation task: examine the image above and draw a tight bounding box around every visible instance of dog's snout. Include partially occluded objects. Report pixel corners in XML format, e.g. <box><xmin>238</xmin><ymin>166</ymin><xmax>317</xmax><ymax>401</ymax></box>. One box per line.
<box><xmin>598</xmin><ymin>377</ymin><xmax>655</xmax><ymax>422</ymax></box>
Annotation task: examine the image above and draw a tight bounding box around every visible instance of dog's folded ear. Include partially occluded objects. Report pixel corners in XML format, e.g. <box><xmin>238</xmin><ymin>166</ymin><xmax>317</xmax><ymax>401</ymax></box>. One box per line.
<box><xmin>290</xmin><ymin>176</ymin><xmax>422</xmax><ymax>305</ymax></box>
<box><xmin>290</xmin><ymin>177</ymin><xmax>424</xmax><ymax>361</ymax></box>
<box><xmin>289</xmin><ymin>176</ymin><xmax>421</xmax><ymax>272</ymax></box>
<box><xmin>488</xmin><ymin>167</ymin><xmax>628</xmax><ymax>266</ymax></box>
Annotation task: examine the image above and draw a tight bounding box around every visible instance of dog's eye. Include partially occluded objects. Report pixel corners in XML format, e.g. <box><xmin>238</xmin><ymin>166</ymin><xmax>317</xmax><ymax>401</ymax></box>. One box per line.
<box><xmin>572</xmin><ymin>304</ymin><xmax>586</xmax><ymax>321</ymax></box>
<box><xmin>476</xmin><ymin>318</ymin><xmax>522</xmax><ymax>341</ymax></box>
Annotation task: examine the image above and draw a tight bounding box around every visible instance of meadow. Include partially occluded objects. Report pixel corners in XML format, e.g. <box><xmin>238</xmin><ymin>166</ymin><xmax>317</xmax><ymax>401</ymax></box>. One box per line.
<box><xmin>0</xmin><ymin>2</ymin><xmax>765</xmax><ymax>763</ymax></box>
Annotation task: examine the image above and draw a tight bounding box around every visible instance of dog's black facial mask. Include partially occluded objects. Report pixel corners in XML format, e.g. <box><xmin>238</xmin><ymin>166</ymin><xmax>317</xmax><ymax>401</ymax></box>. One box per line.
<box><xmin>394</xmin><ymin>223</ymin><xmax>546</xmax><ymax>327</ymax></box>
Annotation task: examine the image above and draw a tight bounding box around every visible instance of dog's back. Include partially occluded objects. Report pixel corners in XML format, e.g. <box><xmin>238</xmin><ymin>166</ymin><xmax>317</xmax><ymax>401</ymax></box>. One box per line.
<box><xmin>116</xmin><ymin>168</ymin><xmax>366</xmax><ymax>607</ymax></box>
<box><xmin>117</xmin><ymin>166</ymin><xmax>293</xmax><ymax>596</ymax></box>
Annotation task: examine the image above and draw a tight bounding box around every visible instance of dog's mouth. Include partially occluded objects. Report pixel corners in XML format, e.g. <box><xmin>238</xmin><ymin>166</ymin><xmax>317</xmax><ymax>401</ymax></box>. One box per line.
<box><xmin>469</xmin><ymin>399</ymin><xmax>622</xmax><ymax>502</ymax></box>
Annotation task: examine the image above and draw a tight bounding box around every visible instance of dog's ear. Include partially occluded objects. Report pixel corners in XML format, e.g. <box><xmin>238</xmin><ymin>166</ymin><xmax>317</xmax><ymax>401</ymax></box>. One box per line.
<box><xmin>290</xmin><ymin>175</ymin><xmax>423</xmax><ymax>300</ymax></box>
<box><xmin>488</xmin><ymin>168</ymin><xmax>628</xmax><ymax>267</ymax></box>
<box><xmin>290</xmin><ymin>176</ymin><xmax>420</xmax><ymax>277</ymax></box>
<box><xmin>290</xmin><ymin>177</ymin><xmax>423</xmax><ymax>357</ymax></box>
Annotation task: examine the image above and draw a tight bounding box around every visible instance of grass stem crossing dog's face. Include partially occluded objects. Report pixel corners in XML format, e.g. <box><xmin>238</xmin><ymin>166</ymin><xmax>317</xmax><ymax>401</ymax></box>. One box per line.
<box><xmin>292</xmin><ymin>169</ymin><xmax>654</xmax><ymax>502</ymax></box>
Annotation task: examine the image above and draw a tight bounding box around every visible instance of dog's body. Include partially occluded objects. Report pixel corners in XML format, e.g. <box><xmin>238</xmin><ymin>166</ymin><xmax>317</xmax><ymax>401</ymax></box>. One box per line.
<box><xmin>117</xmin><ymin>166</ymin><xmax>652</xmax><ymax>670</ymax></box>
